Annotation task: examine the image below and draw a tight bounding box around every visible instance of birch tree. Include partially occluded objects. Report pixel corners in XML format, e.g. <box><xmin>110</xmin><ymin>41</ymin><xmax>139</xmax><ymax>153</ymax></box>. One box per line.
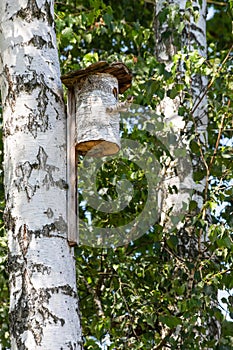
<box><xmin>154</xmin><ymin>0</ymin><xmax>208</xmax><ymax>225</ymax></box>
<box><xmin>0</xmin><ymin>1</ymin><xmax>82</xmax><ymax>348</ymax></box>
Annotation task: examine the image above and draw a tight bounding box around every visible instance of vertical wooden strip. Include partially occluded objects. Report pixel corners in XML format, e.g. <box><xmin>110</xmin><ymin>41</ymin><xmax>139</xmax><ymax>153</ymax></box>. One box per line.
<box><xmin>67</xmin><ymin>89</ymin><xmax>78</xmax><ymax>246</ymax></box>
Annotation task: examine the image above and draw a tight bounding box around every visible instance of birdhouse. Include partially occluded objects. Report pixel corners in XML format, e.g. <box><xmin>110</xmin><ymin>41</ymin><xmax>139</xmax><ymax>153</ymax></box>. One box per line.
<box><xmin>61</xmin><ymin>61</ymin><xmax>132</xmax><ymax>245</ymax></box>
<box><xmin>62</xmin><ymin>61</ymin><xmax>132</xmax><ymax>157</ymax></box>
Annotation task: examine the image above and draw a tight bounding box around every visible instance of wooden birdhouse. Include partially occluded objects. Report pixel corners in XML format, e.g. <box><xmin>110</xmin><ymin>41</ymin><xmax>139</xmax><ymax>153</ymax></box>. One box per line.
<box><xmin>62</xmin><ymin>61</ymin><xmax>132</xmax><ymax>157</ymax></box>
<box><xmin>61</xmin><ymin>61</ymin><xmax>132</xmax><ymax>245</ymax></box>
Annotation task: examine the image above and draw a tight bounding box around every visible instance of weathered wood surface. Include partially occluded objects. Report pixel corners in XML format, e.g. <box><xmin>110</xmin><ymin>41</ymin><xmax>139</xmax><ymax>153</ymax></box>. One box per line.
<box><xmin>67</xmin><ymin>90</ymin><xmax>78</xmax><ymax>245</ymax></box>
<box><xmin>61</xmin><ymin>61</ymin><xmax>132</xmax><ymax>94</ymax></box>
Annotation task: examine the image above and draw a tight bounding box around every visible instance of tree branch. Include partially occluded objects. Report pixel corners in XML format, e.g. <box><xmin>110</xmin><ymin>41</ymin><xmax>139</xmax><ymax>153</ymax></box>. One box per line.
<box><xmin>82</xmin><ymin>276</ymin><xmax>104</xmax><ymax>317</ymax></box>
<box><xmin>207</xmin><ymin>0</ymin><xmax>227</xmax><ymax>5</ymax></box>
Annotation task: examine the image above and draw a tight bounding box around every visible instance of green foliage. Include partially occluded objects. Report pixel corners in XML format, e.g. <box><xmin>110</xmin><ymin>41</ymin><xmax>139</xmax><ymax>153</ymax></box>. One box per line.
<box><xmin>55</xmin><ymin>0</ymin><xmax>154</xmax><ymax>74</ymax></box>
<box><xmin>207</xmin><ymin>0</ymin><xmax>233</xmax><ymax>52</ymax></box>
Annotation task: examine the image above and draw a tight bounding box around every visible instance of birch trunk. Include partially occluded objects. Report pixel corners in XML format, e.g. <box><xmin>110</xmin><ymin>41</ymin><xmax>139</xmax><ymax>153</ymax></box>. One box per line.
<box><xmin>0</xmin><ymin>1</ymin><xmax>82</xmax><ymax>349</ymax></box>
<box><xmin>154</xmin><ymin>0</ymin><xmax>208</xmax><ymax>223</ymax></box>
<box><xmin>154</xmin><ymin>0</ymin><xmax>220</xmax><ymax>347</ymax></box>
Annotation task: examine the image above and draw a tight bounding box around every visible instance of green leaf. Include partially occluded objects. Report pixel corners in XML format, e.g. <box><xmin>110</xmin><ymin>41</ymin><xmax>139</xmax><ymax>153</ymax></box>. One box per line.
<box><xmin>103</xmin><ymin>13</ymin><xmax>113</xmax><ymax>28</ymax></box>
<box><xmin>159</xmin><ymin>315</ymin><xmax>182</xmax><ymax>328</ymax></box>
<box><xmin>167</xmin><ymin>87</ymin><xmax>179</xmax><ymax>99</ymax></box>
<box><xmin>167</xmin><ymin>235</ymin><xmax>178</xmax><ymax>250</ymax></box>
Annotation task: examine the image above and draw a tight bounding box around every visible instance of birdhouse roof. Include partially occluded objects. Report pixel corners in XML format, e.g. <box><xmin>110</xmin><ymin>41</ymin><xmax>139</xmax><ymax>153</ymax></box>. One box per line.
<box><xmin>61</xmin><ymin>61</ymin><xmax>132</xmax><ymax>94</ymax></box>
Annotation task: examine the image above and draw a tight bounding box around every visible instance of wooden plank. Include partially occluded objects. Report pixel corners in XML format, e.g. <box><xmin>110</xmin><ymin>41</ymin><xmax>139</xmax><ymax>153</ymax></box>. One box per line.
<box><xmin>67</xmin><ymin>89</ymin><xmax>78</xmax><ymax>246</ymax></box>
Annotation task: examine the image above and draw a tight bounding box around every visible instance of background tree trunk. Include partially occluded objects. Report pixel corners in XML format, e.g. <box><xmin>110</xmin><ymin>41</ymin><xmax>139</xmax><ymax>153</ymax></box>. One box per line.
<box><xmin>154</xmin><ymin>0</ymin><xmax>220</xmax><ymax>347</ymax></box>
<box><xmin>0</xmin><ymin>0</ymin><xmax>82</xmax><ymax>348</ymax></box>
<box><xmin>154</xmin><ymin>0</ymin><xmax>208</xmax><ymax>223</ymax></box>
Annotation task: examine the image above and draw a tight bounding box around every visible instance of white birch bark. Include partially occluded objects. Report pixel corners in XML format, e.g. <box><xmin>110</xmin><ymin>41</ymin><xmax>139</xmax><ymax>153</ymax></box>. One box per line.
<box><xmin>75</xmin><ymin>73</ymin><xmax>120</xmax><ymax>157</ymax></box>
<box><xmin>154</xmin><ymin>0</ymin><xmax>208</xmax><ymax>225</ymax></box>
<box><xmin>0</xmin><ymin>1</ymin><xmax>82</xmax><ymax>349</ymax></box>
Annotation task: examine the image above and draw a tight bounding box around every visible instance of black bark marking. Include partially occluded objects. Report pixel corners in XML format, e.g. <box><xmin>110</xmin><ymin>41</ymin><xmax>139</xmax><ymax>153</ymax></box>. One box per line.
<box><xmin>3</xmin><ymin>208</ymin><xmax>16</xmax><ymax>233</ymax></box>
<box><xmin>37</xmin><ymin>147</ymin><xmax>68</xmax><ymax>190</ymax></box>
<box><xmin>15</xmin><ymin>0</ymin><xmax>54</xmax><ymax>27</ymax></box>
<box><xmin>44</xmin><ymin>0</ymin><xmax>54</xmax><ymax>27</ymax></box>
<box><xmin>29</xmin><ymin>82</ymin><xmax>49</xmax><ymax>138</ymax></box>
<box><xmin>16</xmin><ymin>0</ymin><xmax>41</xmax><ymax>21</ymax></box>
<box><xmin>3</xmin><ymin>73</ymin><xmax>51</xmax><ymax>138</ymax></box>
<box><xmin>26</xmin><ymin>73</ymin><xmax>63</xmax><ymax>138</ymax></box>
<box><xmin>3</xmin><ymin>65</ymin><xmax>16</xmax><ymax>111</ymax></box>
<box><xmin>54</xmin><ymin>106</ymin><xmax>61</xmax><ymax>120</ymax></box>
<box><xmin>55</xmin><ymin>178</ymin><xmax>68</xmax><ymax>190</ymax></box>
<box><xmin>27</xmin><ymin>110</ymin><xmax>49</xmax><ymax>138</ymax></box>
<box><xmin>14</xmin><ymin>161</ymin><xmax>39</xmax><ymax>200</ymax></box>
<box><xmin>31</xmin><ymin>263</ymin><xmax>51</xmax><ymax>275</ymax></box>
<box><xmin>28</xmin><ymin>35</ymin><xmax>49</xmax><ymax>49</ymax></box>
<box><xmin>16</xmin><ymin>71</ymin><xmax>38</xmax><ymax>94</ymax></box>
<box><xmin>14</xmin><ymin>146</ymin><xmax>67</xmax><ymax>200</ymax></box>
<box><xmin>65</xmin><ymin>340</ymin><xmax>84</xmax><ymax>349</ymax></box>
<box><xmin>18</xmin><ymin>224</ymin><xmax>31</xmax><ymax>256</ymax></box>
<box><xmin>113</xmin><ymin>87</ymin><xmax>118</xmax><ymax>100</ymax></box>
<box><xmin>182</xmin><ymin>25</ymin><xmax>205</xmax><ymax>50</ymax></box>
<box><xmin>54</xmin><ymin>215</ymin><xmax>67</xmax><ymax>234</ymax></box>
<box><xmin>10</xmin><ymin>283</ymin><xmax>73</xmax><ymax>347</ymax></box>
<box><xmin>37</xmin><ymin>146</ymin><xmax>48</xmax><ymax>170</ymax></box>
<box><xmin>24</xmin><ymin>33</ymin><xmax>55</xmax><ymax>49</ymax></box>
<box><xmin>3</xmin><ymin>65</ymin><xmax>63</xmax><ymax>137</ymax></box>
<box><xmin>44</xmin><ymin>207</ymin><xmax>54</xmax><ymax>218</ymax></box>
<box><xmin>8</xmin><ymin>218</ymin><xmax>72</xmax><ymax>347</ymax></box>
<box><xmin>33</xmin><ymin>216</ymin><xmax>67</xmax><ymax>239</ymax></box>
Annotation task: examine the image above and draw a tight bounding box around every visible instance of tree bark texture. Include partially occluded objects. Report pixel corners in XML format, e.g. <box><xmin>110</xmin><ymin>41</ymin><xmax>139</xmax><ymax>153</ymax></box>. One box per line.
<box><xmin>154</xmin><ymin>0</ymin><xmax>208</xmax><ymax>132</ymax></box>
<box><xmin>154</xmin><ymin>0</ymin><xmax>208</xmax><ymax>229</ymax></box>
<box><xmin>75</xmin><ymin>73</ymin><xmax>120</xmax><ymax>157</ymax></box>
<box><xmin>0</xmin><ymin>1</ymin><xmax>82</xmax><ymax>349</ymax></box>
